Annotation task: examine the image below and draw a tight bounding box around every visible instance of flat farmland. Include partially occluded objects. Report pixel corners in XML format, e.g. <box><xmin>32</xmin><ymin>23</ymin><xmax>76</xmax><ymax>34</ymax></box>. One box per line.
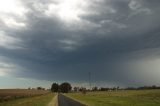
<box><xmin>0</xmin><ymin>89</ymin><xmax>49</xmax><ymax>102</ymax></box>
<box><xmin>0</xmin><ymin>93</ymin><xmax>54</xmax><ymax>106</ymax></box>
<box><xmin>66</xmin><ymin>90</ymin><xmax>160</xmax><ymax>106</ymax></box>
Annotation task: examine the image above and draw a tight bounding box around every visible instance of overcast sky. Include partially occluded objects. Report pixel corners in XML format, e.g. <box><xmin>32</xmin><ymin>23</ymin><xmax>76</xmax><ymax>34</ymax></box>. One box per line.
<box><xmin>0</xmin><ymin>0</ymin><xmax>160</xmax><ymax>88</ymax></box>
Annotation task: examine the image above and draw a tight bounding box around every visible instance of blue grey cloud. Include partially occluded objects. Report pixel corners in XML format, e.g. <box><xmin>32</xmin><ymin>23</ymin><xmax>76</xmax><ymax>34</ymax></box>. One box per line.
<box><xmin>0</xmin><ymin>0</ymin><xmax>160</xmax><ymax>86</ymax></box>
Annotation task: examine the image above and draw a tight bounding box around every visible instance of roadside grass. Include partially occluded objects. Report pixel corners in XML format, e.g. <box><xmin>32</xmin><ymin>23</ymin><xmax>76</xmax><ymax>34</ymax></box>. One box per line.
<box><xmin>66</xmin><ymin>90</ymin><xmax>160</xmax><ymax>106</ymax></box>
<box><xmin>0</xmin><ymin>93</ymin><xmax>55</xmax><ymax>106</ymax></box>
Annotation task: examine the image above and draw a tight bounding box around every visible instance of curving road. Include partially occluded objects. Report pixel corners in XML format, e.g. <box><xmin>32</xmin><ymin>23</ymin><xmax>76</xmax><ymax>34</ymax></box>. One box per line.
<box><xmin>58</xmin><ymin>93</ymin><xmax>86</xmax><ymax>106</ymax></box>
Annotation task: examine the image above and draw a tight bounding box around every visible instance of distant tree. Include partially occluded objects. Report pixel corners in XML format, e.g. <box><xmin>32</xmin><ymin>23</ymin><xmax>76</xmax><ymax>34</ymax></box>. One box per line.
<box><xmin>79</xmin><ymin>87</ymin><xmax>86</xmax><ymax>95</ymax></box>
<box><xmin>117</xmin><ymin>86</ymin><xmax>120</xmax><ymax>90</ymax></box>
<box><xmin>74</xmin><ymin>87</ymin><xmax>79</xmax><ymax>92</ymax></box>
<box><xmin>92</xmin><ymin>87</ymin><xmax>98</xmax><ymax>91</ymax></box>
<box><xmin>37</xmin><ymin>87</ymin><xmax>45</xmax><ymax>90</ymax></box>
<box><xmin>99</xmin><ymin>87</ymin><xmax>105</xmax><ymax>91</ymax></box>
<box><xmin>125</xmin><ymin>87</ymin><xmax>136</xmax><ymax>90</ymax></box>
<box><xmin>137</xmin><ymin>85</ymin><xmax>160</xmax><ymax>90</ymax></box>
<box><xmin>59</xmin><ymin>82</ymin><xmax>72</xmax><ymax>93</ymax></box>
<box><xmin>51</xmin><ymin>83</ymin><xmax>59</xmax><ymax>92</ymax></box>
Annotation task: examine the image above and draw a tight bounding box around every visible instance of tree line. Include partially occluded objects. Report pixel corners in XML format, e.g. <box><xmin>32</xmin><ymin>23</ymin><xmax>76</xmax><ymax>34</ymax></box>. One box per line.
<box><xmin>51</xmin><ymin>82</ymin><xmax>160</xmax><ymax>93</ymax></box>
<box><xmin>51</xmin><ymin>82</ymin><xmax>72</xmax><ymax>93</ymax></box>
<box><xmin>90</xmin><ymin>85</ymin><xmax>160</xmax><ymax>91</ymax></box>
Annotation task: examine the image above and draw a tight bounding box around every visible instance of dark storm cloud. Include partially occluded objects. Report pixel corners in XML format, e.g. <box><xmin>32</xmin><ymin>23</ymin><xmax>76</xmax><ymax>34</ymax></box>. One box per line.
<box><xmin>0</xmin><ymin>0</ymin><xmax>160</xmax><ymax>86</ymax></box>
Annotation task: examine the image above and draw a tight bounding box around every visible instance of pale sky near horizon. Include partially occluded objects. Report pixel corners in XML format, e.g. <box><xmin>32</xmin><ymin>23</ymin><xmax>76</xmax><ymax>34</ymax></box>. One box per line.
<box><xmin>0</xmin><ymin>0</ymin><xmax>160</xmax><ymax>88</ymax></box>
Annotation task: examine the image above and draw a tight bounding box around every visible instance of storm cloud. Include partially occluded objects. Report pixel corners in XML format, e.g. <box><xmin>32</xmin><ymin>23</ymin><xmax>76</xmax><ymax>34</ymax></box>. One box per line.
<box><xmin>0</xmin><ymin>0</ymin><xmax>160</xmax><ymax>87</ymax></box>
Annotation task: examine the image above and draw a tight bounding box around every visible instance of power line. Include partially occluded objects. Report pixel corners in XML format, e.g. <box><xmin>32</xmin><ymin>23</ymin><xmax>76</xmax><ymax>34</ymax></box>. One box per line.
<box><xmin>89</xmin><ymin>72</ymin><xmax>91</xmax><ymax>90</ymax></box>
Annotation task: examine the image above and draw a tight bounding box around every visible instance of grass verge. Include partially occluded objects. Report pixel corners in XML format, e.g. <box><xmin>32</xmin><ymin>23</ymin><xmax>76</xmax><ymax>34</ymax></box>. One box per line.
<box><xmin>66</xmin><ymin>90</ymin><xmax>160</xmax><ymax>106</ymax></box>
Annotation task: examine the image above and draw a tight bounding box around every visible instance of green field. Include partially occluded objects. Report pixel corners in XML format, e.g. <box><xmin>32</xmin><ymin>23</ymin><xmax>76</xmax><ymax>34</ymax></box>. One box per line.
<box><xmin>66</xmin><ymin>90</ymin><xmax>160</xmax><ymax>106</ymax></box>
<box><xmin>0</xmin><ymin>93</ymin><xmax>54</xmax><ymax>106</ymax></box>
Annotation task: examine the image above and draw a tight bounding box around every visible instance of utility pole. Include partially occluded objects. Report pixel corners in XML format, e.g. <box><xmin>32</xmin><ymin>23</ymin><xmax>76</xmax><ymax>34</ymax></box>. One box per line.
<box><xmin>89</xmin><ymin>72</ymin><xmax>91</xmax><ymax>90</ymax></box>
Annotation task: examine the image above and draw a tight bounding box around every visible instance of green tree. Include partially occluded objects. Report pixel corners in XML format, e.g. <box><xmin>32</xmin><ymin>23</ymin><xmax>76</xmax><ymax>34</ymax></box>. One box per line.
<box><xmin>51</xmin><ymin>83</ymin><xmax>59</xmax><ymax>92</ymax></box>
<box><xmin>59</xmin><ymin>82</ymin><xmax>72</xmax><ymax>93</ymax></box>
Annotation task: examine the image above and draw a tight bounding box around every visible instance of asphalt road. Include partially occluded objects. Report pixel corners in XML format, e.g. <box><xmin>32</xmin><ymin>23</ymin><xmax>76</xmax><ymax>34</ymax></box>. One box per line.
<box><xmin>58</xmin><ymin>94</ymin><xmax>86</xmax><ymax>106</ymax></box>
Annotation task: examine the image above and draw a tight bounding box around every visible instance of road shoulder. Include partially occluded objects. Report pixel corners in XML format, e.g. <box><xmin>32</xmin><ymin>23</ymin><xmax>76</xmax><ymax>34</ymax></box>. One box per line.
<box><xmin>47</xmin><ymin>94</ymin><xmax>58</xmax><ymax>106</ymax></box>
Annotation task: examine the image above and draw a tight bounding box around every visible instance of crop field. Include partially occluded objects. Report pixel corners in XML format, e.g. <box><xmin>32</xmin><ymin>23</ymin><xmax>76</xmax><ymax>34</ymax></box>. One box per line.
<box><xmin>0</xmin><ymin>93</ymin><xmax>54</xmax><ymax>106</ymax></box>
<box><xmin>0</xmin><ymin>89</ymin><xmax>49</xmax><ymax>102</ymax></box>
<box><xmin>66</xmin><ymin>90</ymin><xmax>160</xmax><ymax>106</ymax></box>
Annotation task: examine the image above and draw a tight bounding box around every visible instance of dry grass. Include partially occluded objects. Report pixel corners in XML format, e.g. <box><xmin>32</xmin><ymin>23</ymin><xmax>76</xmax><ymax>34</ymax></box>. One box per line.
<box><xmin>0</xmin><ymin>89</ymin><xmax>49</xmax><ymax>102</ymax></box>
<box><xmin>0</xmin><ymin>93</ymin><xmax>54</xmax><ymax>106</ymax></box>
